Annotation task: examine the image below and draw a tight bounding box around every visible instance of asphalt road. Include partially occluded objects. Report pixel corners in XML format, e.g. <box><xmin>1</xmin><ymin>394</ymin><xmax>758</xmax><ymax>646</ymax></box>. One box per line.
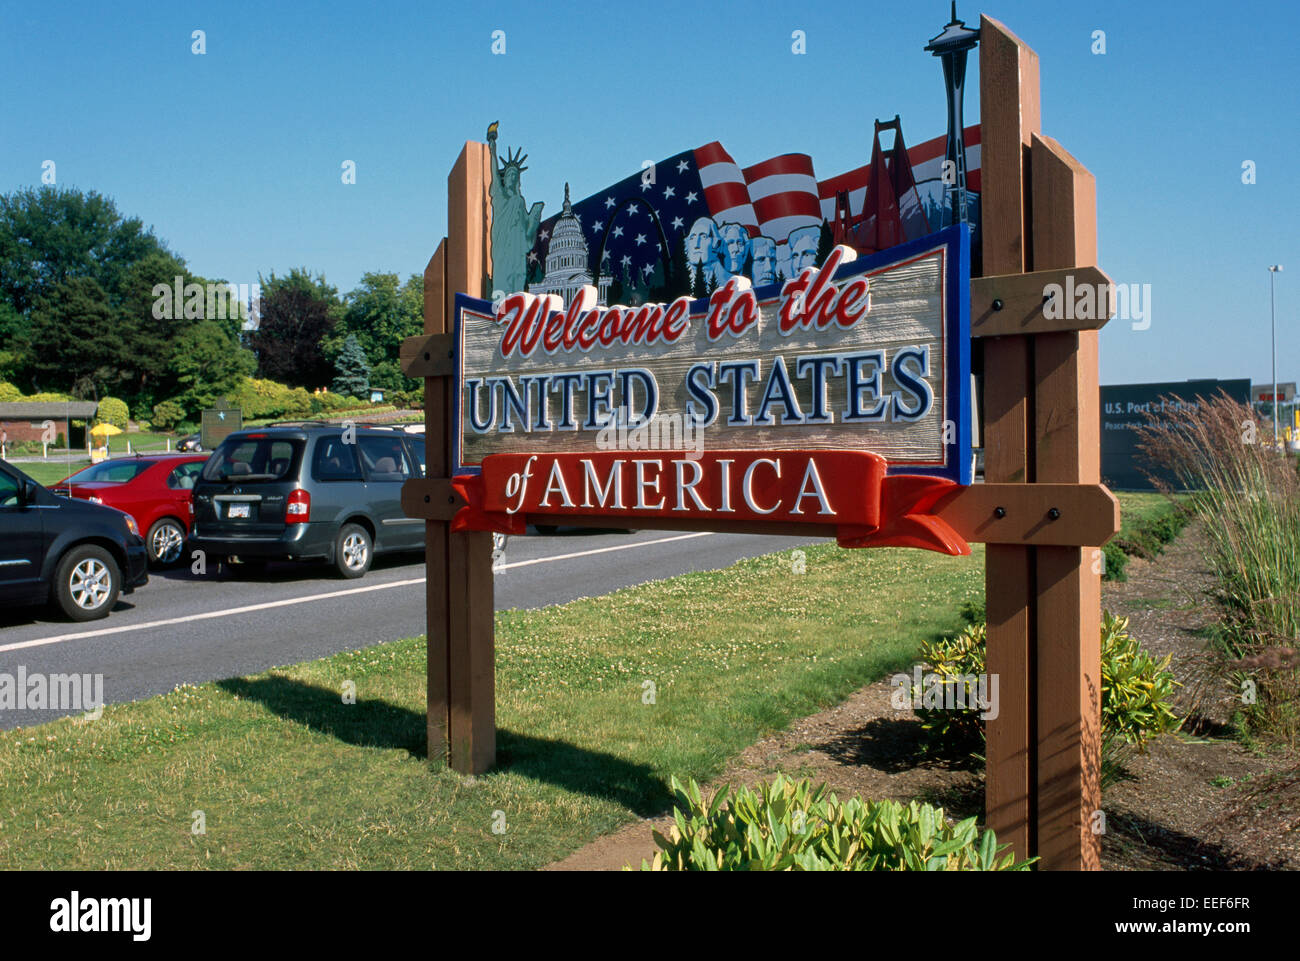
<box><xmin>0</xmin><ymin>528</ymin><xmax>819</xmax><ymax>729</ymax></box>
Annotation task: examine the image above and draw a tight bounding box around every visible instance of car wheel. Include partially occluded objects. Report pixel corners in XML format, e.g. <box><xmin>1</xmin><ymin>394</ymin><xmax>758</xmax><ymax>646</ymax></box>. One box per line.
<box><xmin>146</xmin><ymin>517</ymin><xmax>186</xmax><ymax>567</ymax></box>
<box><xmin>54</xmin><ymin>545</ymin><xmax>121</xmax><ymax>622</ymax></box>
<box><xmin>334</xmin><ymin>523</ymin><xmax>372</xmax><ymax>579</ymax></box>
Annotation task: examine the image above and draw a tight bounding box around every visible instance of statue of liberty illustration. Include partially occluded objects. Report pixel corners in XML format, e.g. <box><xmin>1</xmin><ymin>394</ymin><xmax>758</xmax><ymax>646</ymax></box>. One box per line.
<box><xmin>486</xmin><ymin>121</ymin><xmax>544</xmax><ymax>299</ymax></box>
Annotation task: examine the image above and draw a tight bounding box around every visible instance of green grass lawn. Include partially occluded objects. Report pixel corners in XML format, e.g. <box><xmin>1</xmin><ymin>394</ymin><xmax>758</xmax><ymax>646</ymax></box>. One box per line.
<box><xmin>1114</xmin><ymin>491</ymin><xmax>1181</xmax><ymax>538</ymax></box>
<box><xmin>0</xmin><ymin>542</ymin><xmax>983</xmax><ymax>869</ymax></box>
<box><xmin>11</xmin><ymin>429</ymin><xmax>182</xmax><ymax>485</ymax></box>
<box><xmin>104</xmin><ymin>430</ymin><xmax>177</xmax><ymax>453</ymax></box>
<box><xmin>15</xmin><ymin>459</ymin><xmax>89</xmax><ymax>486</ymax></box>
<box><xmin>0</xmin><ymin>491</ymin><xmax>1167</xmax><ymax>869</ymax></box>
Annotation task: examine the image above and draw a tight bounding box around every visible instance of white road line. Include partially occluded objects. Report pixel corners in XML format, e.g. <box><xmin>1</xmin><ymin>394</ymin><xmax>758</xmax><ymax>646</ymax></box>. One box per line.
<box><xmin>0</xmin><ymin>531</ymin><xmax>715</xmax><ymax>653</ymax></box>
<box><xmin>0</xmin><ymin>578</ymin><xmax>427</xmax><ymax>654</ymax></box>
<box><xmin>496</xmin><ymin>532</ymin><xmax>713</xmax><ymax>570</ymax></box>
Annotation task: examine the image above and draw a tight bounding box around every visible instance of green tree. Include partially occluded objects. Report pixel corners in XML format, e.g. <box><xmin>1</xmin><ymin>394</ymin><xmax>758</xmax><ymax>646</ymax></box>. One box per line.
<box><xmin>332</xmin><ymin>334</ymin><xmax>370</xmax><ymax>398</ymax></box>
<box><xmin>26</xmin><ymin>277</ymin><xmax>127</xmax><ymax>398</ymax></box>
<box><xmin>815</xmin><ymin>219</ymin><xmax>834</xmax><ymax>268</ymax></box>
<box><xmin>0</xmin><ymin>300</ymin><xmax>22</xmax><ymax>380</ymax></box>
<box><xmin>666</xmin><ymin>236</ymin><xmax>692</xmax><ymax>299</ymax></box>
<box><xmin>327</xmin><ymin>272</ymin><xmax>424</xmax><ymax>393</ymax></box>
<box><xmin>0</xmin><ymin>186</ymin><xmax>177</xmax><ymax>394</ymax></box>
<box><xmin>150</xmin><ymin>399</ymin><xmax>186</xmax><ymax>432</ymax></box>
<box><xmin>171</xmin><ymin>321</ymin><xmax>257</xmax><ymax>414</ymax></box>
<box><xmin>113</xmin><ymin>251</ymin><xmax>199</xmax><ymax>406</ymax></box>
<box><xmin>0</xmin><ymin>186</ymin><xmax>173</xmax><ymax>316</ymax></box>
<box><xmin>248</xmin><ymin>269</ymin><xmax>341</xmax><ymax>388</ymax></box>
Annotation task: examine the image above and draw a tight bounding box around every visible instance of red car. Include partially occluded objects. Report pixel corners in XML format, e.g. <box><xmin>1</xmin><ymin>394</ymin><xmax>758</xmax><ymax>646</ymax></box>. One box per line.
<box><xmin>54</xmin><ymin>454</ymin><xmax>209</xmax><ymax>566</ymax></box>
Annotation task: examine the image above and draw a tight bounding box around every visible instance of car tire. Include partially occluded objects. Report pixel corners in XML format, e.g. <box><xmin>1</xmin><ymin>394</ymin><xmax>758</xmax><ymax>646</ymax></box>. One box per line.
<box><xmin>146</xmin><ymin>517</ymin><xmax>187</xmax><ymax>567</ymax></box>
<box><xmin>334</xmin><ymin>523</ymin><xmax>372</xmax><ymax>579</ymax></box>
<box><xmin>53</xmin><ymin>545</ymin><xmax>121</xmax><ymax>622</ymax></box>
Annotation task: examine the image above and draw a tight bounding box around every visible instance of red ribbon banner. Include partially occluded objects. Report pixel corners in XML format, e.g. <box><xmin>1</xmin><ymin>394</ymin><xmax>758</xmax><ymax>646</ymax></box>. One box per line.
<box><xmin>449</xmin><ymin>450</ymin><xmax>969</xmax><ymax>556</ymax></box>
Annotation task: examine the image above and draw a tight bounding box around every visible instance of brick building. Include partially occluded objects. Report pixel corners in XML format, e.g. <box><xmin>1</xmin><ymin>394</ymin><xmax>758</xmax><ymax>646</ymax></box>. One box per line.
<box><xmin>0</xmin><ymin>401</ymin><xmax>99</xmax><ymax>448</ymax></box>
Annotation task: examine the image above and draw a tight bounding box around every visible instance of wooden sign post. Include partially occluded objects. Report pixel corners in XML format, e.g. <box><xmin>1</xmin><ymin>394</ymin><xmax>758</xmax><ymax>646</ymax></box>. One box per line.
<box><xmin>400</xmin><ymin>13</ymin><xmax>1118</xmax><ymax>869</ymax></box>
<box><xmin>400</xmin><ymin>143</ymin><xmax>497</xmax><ymax>774</ymax></box>
<box><xmin>974</xmin><ymin>15</ymin><xmax>1111</xmax><ymax>870</ymax></box>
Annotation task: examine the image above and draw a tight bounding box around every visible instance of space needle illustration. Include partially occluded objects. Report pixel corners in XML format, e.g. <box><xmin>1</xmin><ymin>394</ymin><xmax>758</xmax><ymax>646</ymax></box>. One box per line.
<box><xmin>925</xmin><ymin>3</ymin><xmax>980</xmax><ymax>229</ymax></box>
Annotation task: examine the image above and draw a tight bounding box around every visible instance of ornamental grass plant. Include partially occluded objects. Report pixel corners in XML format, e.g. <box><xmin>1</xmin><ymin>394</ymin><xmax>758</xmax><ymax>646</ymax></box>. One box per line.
<box><xmin>1136</xmin><ymin>394</ymin><xmax>1300</xmax><ymax>749</ymax></box>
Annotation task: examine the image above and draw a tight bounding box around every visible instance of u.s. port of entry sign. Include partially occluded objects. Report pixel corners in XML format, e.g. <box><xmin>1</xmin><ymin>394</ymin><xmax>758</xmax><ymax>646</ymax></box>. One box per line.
<box><xmin>446</xmin><ymin>224</ymin><xmax>972</xmax><ymax>553</ymax></box>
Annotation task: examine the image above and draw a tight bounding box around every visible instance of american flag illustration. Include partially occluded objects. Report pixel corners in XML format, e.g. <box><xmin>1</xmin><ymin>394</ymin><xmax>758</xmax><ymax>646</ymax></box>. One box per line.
<box><xmin>524</xmin><ymin>123</ymin><xmax>981</xmax><ymax>305</ymax></box>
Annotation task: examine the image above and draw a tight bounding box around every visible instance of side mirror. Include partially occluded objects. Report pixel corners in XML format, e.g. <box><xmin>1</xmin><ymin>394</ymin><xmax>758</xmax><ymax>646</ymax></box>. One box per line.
<box><xmin>20</xmin><ymin>479</ymin><xmax>38</xmax><ymax>505</ymax></box>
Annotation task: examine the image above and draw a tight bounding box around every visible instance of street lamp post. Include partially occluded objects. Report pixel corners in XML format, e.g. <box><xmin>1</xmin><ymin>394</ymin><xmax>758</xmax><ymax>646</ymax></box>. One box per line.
<box><xmin>1270</xmin><ymin>264</ymin><xmax>1283</xmax><ymax>446</ymax></box>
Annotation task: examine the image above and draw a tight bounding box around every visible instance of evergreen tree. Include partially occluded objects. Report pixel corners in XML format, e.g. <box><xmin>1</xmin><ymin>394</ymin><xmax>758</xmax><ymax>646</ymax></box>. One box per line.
<box><xmin>815</xmin><ymin>220</ymin><xmax>834</xmax><ymax>268</ymax></box>
<box><xmin>332</xmin><ymin>334</ymin><xmax>370</xmax><ymax>398</ymax></box>
<box><xmin>668</xmin><ymin>236</ymin><xmax>692</xmax><ymax>299</ymax></box>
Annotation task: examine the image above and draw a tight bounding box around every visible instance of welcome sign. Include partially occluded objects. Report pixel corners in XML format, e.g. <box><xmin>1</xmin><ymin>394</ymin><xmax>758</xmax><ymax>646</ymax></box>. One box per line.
<box><xmin>449</xmin><ymin>224</ymin><xmax>971</xmax><ymax>551</ymax></box>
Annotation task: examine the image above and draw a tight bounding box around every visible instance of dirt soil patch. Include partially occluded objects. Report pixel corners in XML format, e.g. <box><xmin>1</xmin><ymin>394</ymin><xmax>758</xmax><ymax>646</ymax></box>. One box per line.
<box><xmin>545</xmin><ymin>519</ymin><xmax>1299</xmax><ymax>871</ymax></box>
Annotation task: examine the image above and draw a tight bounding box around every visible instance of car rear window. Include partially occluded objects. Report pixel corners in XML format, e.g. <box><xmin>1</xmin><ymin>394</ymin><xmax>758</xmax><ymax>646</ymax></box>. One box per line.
<box><xmin>202</xmin><ymin>437</ymin><xmax>303</xmax><ymax>483</ymax></box>
<box><xmin>67</xmin><ymin>461</ymin><xmax>152</xmax><ymax>484</ymax></box>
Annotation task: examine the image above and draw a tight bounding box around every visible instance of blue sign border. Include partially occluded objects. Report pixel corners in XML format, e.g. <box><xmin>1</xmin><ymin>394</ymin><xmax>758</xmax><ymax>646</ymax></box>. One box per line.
<box><xmin>452</xmin><ymin>222</ymin><xmax>972</xmax><ymax>486</ymax></box>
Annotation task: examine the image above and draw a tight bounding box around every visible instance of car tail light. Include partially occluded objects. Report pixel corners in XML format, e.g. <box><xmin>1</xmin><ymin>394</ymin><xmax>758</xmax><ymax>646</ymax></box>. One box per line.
<box><xmin>286</xmin><ymin>489</ymin><xmax>310</xmax><ymax>523</ymax></box>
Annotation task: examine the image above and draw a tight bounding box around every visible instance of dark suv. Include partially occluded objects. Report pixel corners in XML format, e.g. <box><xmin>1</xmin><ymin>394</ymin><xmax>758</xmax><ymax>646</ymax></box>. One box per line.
<box><xmin>190</xmin><ymin>423</ymin><xmax>427</xmax><ymax>578</ymax></box>
<box><xmin>0</xmin><ymin>459</ymin><xmax>149</xmax><ymax>621</ymax></box>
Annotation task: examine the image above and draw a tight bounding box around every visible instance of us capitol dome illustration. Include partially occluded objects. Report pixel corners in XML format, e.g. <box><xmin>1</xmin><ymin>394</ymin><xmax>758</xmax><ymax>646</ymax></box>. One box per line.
<box><xmin>528</xmin><ymin>183</ymin><xmax>612</xmax><ymax>306</ymax></box>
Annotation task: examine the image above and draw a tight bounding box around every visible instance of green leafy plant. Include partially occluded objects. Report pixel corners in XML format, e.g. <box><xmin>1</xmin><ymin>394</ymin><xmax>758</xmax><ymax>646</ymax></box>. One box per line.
<box><xmin>1102</xmin><ymin>541</ymin><xmax>1129</xmax><ymax>582</ymax></box>
<box><xmin>914</xmin><ymin>611</ymin><xmax>1180</xmax><ymax>789</ymax></box>
<box><xmin>94</xmin><ymin>396</ymin><xmax>129</xmax><ymax>431</ymax></box>
<box><xmin>150</xmin><ymin>399</ymin><xmax>186</xmax><ymax>432</ymax></box>
<box><xmin>639</xmin><ymin>774</ymin><xmax>1033</xmax><ymax>871</ymax></box>
<box><xmin>1100</xmin><ymin>612</ymin><xmax>1181</xmax><ymax>781</ymax></box>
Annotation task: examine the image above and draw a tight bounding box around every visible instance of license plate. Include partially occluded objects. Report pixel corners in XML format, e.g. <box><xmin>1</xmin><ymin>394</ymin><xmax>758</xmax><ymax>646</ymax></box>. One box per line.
<box><xmin>227</xmin><ymin>503</ymin><xmax>250</xmax><ymax>519</ymax></box>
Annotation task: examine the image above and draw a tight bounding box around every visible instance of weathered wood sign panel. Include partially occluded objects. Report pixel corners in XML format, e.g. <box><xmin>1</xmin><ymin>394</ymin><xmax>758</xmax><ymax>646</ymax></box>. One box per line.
<box><xmin>448</xmin><ymin>225</ymin><xmax>971</xmax><ymax>546</ymax></box>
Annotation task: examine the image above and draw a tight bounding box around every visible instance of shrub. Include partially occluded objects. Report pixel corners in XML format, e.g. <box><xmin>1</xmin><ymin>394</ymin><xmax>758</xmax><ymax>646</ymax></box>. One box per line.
<box><xmin>1100</xmin><ymin>612</ymin><xmax>1181</xmax><ymax>779</ymax></box>
<box><xmin>94</xmin><ymin>396</ymin><xmax>129</xmax><ymax>431</ymax></box>
<box><xmin>0</xmin><ymin>382</ymin><xmax>22</xmax><ymax>402</ymax></box>
<box><xmin>958</xmin><ymin>595</ymin><xmax>985</xmax><ymax>625</ymax></box>
<box><xmin>914</xmin><ymin>612</ymin><xmax>1180</xmax><ymax>790</ymax></box>
<box><xmin>1112</xmin><ymin>504</ymin><xmax>1191</xmax><ymax>562</ymax></box>
<box><xmin>151</xmin><ymin>399</ymin><xmax>187</xmax><ymax>432</ymax></box>
<box><xmin>230</xmin><ymin>377</ymin><xmax>312</xmax><ymax>420</ymax></box>
<box><xmin>387</xmin><ymin>387</ymin><xmax>424</xmax><ymax>410</ymax></box>
<box><xmin>640</xmin><ymin>775</ymin><xmax>1032</xmax><ymax>871</ymax></box>
<box><xmin>1103</xmin><ymin>541</ymin><xmax>1129</xmax><ymax>582</ymax></box>
<box><xmin>308</xmin><ymin>390</ymin><xmax>357</xmax><ymax>414</ymax></box>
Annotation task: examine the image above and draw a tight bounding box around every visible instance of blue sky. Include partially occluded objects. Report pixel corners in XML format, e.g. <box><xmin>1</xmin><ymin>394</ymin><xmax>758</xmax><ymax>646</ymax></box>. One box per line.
<box><xmin>2</xmin><ymin>0</ymin><xmax>1296</xmax><ymax>386</ymax></box>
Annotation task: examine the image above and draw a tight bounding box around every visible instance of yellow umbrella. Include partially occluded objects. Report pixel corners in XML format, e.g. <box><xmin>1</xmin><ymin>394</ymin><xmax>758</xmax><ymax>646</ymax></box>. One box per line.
<box><xmin>90</xmin><ymin>423</ymin><xmax>123</xmax><ymax>437</ymax></box>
